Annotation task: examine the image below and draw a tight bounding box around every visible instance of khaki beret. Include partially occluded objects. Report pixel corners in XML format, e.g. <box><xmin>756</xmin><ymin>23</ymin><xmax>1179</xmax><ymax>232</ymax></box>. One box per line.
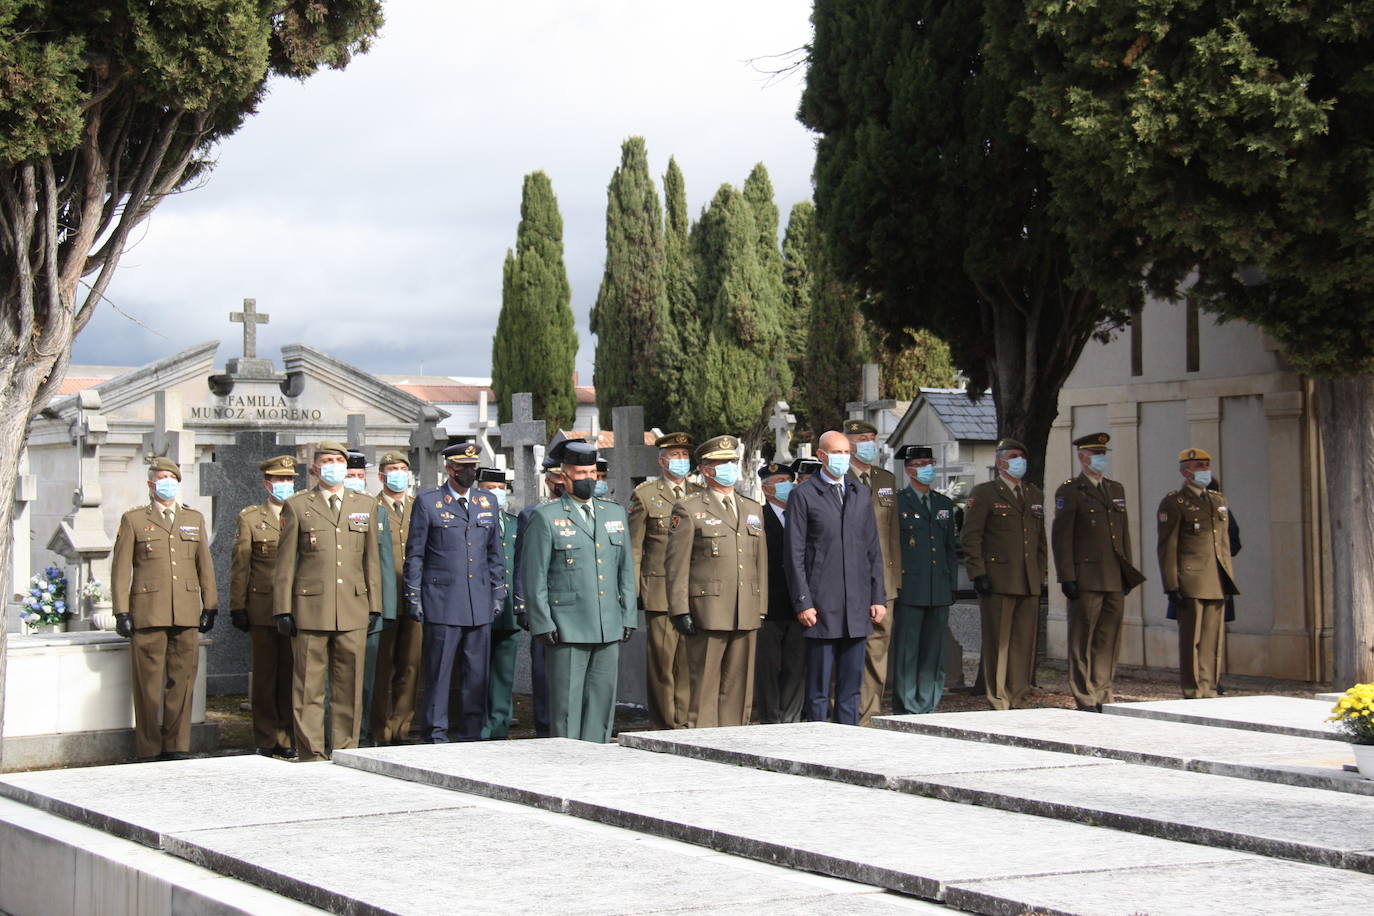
<box><xmin>995</xmin><ymin>437</ymin><xmax>1028</xmax><ymax>453</ymax></box>
<box><xmin>1178</xmin><ymin>447</ymin><xmax>1212</xmax><ymax>462</ymax></box>
<box><xmin>148</xmin><ymin>456</ymin><xmax>181</xmax><ymax>481</ymax></box>
<box><xmin>315</xmin><ymin>440</ymin><xmax>348</xmax><ymax>459</ymax></box>
<box><xmin>442</xmin><ymin>441</ymin><xmax>481</xmax><ymax>464</ymax></box>
<box><xmin>1073</xmin><ymin>432</ymin><xmax>1111</xmax><ymax>452</ymax></box>
<box><xmin>378</xmin><ymin>450</ymin><xmax>410</xmax><ymax>468</ymax></box>
<box><xmin>260</xmin><ymin>455</ymin><xmax>297</xmax><ymax>477</ymax></box>
<box><xmin>843</xmin><ymin>419</ymin><xmax>878</xmax><ymax>436</ymax></box>
<box><xmin>655</xmin><ymin>432</ymin><xmax>694</xmax><ymax>450</ymax></box>
<box><xmin>696</xmin><ymin>435</ymin><xmax>740</xmax><ymax>461</ymax></box>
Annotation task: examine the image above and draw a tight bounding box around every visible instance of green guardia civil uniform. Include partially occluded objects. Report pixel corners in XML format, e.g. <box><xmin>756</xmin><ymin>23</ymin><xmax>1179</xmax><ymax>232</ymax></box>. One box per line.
<box><xmin>482</xmin><ymin>505</ymin><xmax>521</xmax><ymax>738</ymax></box>
<box><xmin>522</xmin><ymin>493</ymin><xmax>637</xmax><ymax>743</ymax></box>
<box><xmin>893</xmin><ymin>482</ymin><xmax>958</xmax><ymax>714</ymax></box>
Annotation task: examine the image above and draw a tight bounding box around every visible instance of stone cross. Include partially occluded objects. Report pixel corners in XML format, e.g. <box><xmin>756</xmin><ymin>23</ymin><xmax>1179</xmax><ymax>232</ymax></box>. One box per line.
<box><xmin>346</xmin><ymin>413</ymin><xmax>374</xmax><ymax>467</ymax></box>
<box><xmin>606</xmin><ymin>406</ymin><xmax>661</xmax><ymax>507</ymax></box>
<box><xmin>845</xmin><ymin>362</ymin><xmax>897</xmax><ymax>468</ymax></box>
<box><xmin>10</xmin><ymin>447</ymin><xmax>37</xmax><ymax>601</ymax></box>
<box><xmin>768</xmin><ymin>400</ymin><xmax>796</xmax><ymax>463</ymax></box>
<box><xmin>470</xmin><ymin>390</ymin><xmax>498</xmax><ymax>466</ymax></box>
<box><xmin>141</xmin><ymin>390</ymin><xmax>197</xmax><ymax>481</ymax></box>
<box><xmin>229</xmin><ymin>297</ymin><xmax>269</xmax><ymax>360</ymax></box>
<box><xmin>409</xmin><ymin>405</ymin><xmax>446</xmax><ymax>491</ymax></box>
<box><xmin>498</xmin><ymin>393</ymin><xmax>546</xmax><ymax>512</ymax></box>
<box><xmin>71</xmin><ymin>388</ymin><xmax>108</xmax><ymax>509</ymax></box>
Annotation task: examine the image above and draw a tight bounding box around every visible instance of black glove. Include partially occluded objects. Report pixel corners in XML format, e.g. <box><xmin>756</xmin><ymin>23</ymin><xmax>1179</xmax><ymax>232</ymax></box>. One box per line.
<box><xmin>115</xmin><ymin>613</ymin><xmax>133</xmax><ymax>639</ymax></box>
<box><xmin>1061</xmin><ymin>581</ymin><xmax>1080</xmax><ymax>601</ymax></box>
<box><xmin>973</xmin><ymin>574</ymin><xmax>992</xmax><ymax>596</ymax></box>
<box><xmin>230</xmin><ymin>609</ymin><xmax>250</xmax><ymax>632</ymax></box>
<box><xmin>198</xmin><ymin>610</ymin><xmax>216</xmax><ymax>633</ymax></box>
<box><xmin>406</xmin><ymin>601</ymin><xmax>423</xmax><ymax>624</ymax></box>
<box><xmin>275</xmin><ymin>613</ymin><xmax>297</xmax><ymax>638</ymax></box>
<box><xmin>1166</xmin><ymin>589</ymin><xmax>1183</xmax><ymax>605</ymax></box>
<box><xmin>621</xmin><ymin>626</ymin><xmax>633</xmax><ymax>643</ymax></box>
<box><xmin>671</xmin><ymin>613</ymin><xmax>697</xmax><ymax>637</ymax></box>
<box><xmin>516</xmin><ymin>611</ymin><xmax>529</xmax><ymax>631</ymax></box>
<box><xmin>537</xmin><ymin>629</ymin><xmax>559</xmax><ymax>647</ymax></box>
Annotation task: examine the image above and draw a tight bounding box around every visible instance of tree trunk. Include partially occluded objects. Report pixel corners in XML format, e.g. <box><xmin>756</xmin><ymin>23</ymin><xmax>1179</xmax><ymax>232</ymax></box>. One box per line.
<box><xmin>1316</xmin><ymin>375</ymin><xmax>1374</xmax><ymax>686</ymax></box>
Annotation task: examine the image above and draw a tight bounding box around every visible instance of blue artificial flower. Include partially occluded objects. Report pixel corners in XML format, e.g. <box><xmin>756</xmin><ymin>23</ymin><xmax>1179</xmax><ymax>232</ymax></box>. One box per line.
<box><xmin>55</xmin><ymin>600</ymin><xmax>65</xmax><ymax>611</ymax></box>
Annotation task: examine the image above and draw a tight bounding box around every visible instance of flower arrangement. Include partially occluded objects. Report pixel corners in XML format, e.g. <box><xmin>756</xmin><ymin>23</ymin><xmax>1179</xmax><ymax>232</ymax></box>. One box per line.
<box><xmin>82</xmin><ymin>578</ymin><xmax>108</xmax><ymax>603</ymax></box>
<box><xmin>1327</xmin><ymin>683</ymin><xmax>1374</xmax><ymax>746</ymax></box>
<box><xmin>19</xmin><ymin>566</ymin><xmax>70</xmax><ymax>627</ymax></box>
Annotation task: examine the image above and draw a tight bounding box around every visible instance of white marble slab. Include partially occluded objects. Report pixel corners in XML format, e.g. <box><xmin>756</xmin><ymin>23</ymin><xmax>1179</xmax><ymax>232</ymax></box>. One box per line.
<box><xmin>1104</xmin><ymin>694</ymin><xmax>1344</xmax><ymax>741</ymax></box>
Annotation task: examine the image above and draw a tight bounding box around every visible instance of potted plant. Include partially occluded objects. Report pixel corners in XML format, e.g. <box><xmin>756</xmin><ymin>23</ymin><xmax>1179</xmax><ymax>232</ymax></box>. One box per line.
<box><xmin>1328</xmin><ymin>683</ymin><xmax>1374</xmax><ymax>778</ymax></box>
<box><xmin>18</xmin><ymin>566</ymin><xmax>70</xmax><ymax>634</ymax></box>
<box><xmin>84</xmin><ymin>578</ymin><xmax>116</xmax><ymax>631</ymax></box>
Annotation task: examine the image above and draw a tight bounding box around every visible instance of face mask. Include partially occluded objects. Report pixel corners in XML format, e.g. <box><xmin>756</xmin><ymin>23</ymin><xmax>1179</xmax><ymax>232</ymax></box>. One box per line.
<box><xmin>593</xmin><ymin>480</ymin><xmax>609</xmax><ymax>498</ymax></box>
<box><xmin>855</xmin><ymin>441</ymin><xmax>879</xmax><ymax>464</ymax></box>
<box><xmin>772</xmin><ymin>481</ymin><xmax>794</xmax><ymax>503</ymax></box>
<box><xmin>1004</xmin><ymin>457</ymin><xmax>1028</xmax><ymax>480</ymax></box>
<box><xmin>915</xmin><ymin>465</ymin><xmax>937</xmax><ymax>486</ymax></box>
<box><xmin>344</xmin><ymin>478</ymin><xmax>366</xmax><ymax>493</ymax></box>
<box><xmin>712</xmin><ymin>462</ymin><xmax>740</xmax><ymax>487</ymax></box>
<box><xmin>570</xmin><ymin>477</ymin><xmax>596</xmax><ymax>500</ymax></box>
<box><xmin>153</xmin><ymin>478</ymin><xmax>179</xmax><ymax>501</ymax></box>
<box><xmin>1191</xmin><ymin>469</ymin><xmax>1213</xmax><ymax>488</ymax></box>
<box><xmin>271</xmin><ymin>481</ymin><xmax>295</xmax><ymax>502</ymax></box>
<box><xmin>825</xmin><ymin>452</ymin><xmax>851</xmax><ymax>478</ymax></box>
<box><xmin>319</xmin><ymin>463</ymin><xmax>347</xmax><ymax>486</ymax></box>
<box><xmin>492</xmin><ymin>488</ymin><xmax>509</xmax><ymax>509</ymax></box>
<box><xmin>666</xmin><ymin>458</ymin><xmax>691</xmax><ymax>479</ymax></box>
<box><xmin>1088</xmin><ymin>454</ymin><xmax>1109</xmax><ymax>475</ymax></box>
<box><xmin>450</xmin><ymin>465</ymin><xmax>477</xmax><ymax>489</ymax></box>
<box><xmin>385</xmin><ymin>470</ymin><xmax>410</xmax><ymax>493</ymax></box>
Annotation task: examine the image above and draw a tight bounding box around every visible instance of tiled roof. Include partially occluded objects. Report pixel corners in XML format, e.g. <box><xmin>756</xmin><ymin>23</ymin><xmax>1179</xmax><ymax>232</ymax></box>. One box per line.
<box><xmin>54</xmin><ymin>376</ymin><xmax>111</xmax><ymax>395</ymax></box>
<box><xmin>920</xmin><ymin>388</ymin><xmax>998</xmax><ymax>441</ymax></box>
<box><xmin>564</xmin><ymin>430</ymin><xmax>657</xmax><ymax>449</ymax></box>
<box><xmin>384</xmin><ymin>378</ymin><xmax>597</xmax><ymax>406</ymax></box>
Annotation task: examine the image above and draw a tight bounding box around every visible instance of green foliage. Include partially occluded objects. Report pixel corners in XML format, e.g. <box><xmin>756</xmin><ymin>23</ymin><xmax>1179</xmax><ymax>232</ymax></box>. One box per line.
<box><xmin>802</xmin><ymin>241</ymin><xmax>871</xmax><ymax>437</ymax></box>
<box><xmin>883</xmin><ymin>327</ymin><xmax>958</xmax><ymax>398</ymax></box>
<box><xmin>589</xmin><ymin>137</ymin><xmax>670</xmax><ymax>427</ymax></box>
<box><xmin>660</xmin><ymin>156</ymin><xmax>702</xmax><ymax>435</ymax></box>
<box><xmin>1017</xmin><ymin>0</ymin><xmax>1374</xmax><ymax>376</ymax></box>
<box><xmin>780</xmin><ymin>200</ymin><xmax>815</xmax><ymax>425</ymax></box>
<box><xmin>491</xmin><ymin>172</ymin><xmax>578</xmax><ymax>432</ymax></box>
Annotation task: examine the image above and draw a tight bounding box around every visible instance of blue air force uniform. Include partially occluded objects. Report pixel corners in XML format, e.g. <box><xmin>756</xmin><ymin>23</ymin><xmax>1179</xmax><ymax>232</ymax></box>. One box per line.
<box><xmin>403</xmin><ymin>443</ymin><xmax>506</xmax><ymax>742</ymax></box>
<box><xmin>481</xmin><ymin>468</ymin><xmax>521</xmax><ymax>738</ymax></box>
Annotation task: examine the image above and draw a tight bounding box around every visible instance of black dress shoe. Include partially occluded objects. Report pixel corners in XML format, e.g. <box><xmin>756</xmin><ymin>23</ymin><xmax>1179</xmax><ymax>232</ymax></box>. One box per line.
<box><xmin>159</xmin><ymin>751</ymin><xmax>192</xmax><ymax>761</ymax></box>
<box><xmin>137</xmin><ymin>755</ymin><xmax>162</xmax><ymax>763</ymax></box>
<box><xmin>276</xmin><ymin>746</ymin><xmax>298</xmax><ymax>759</ymax></box>
<box><xmin>256</xmin><ymin>747</ymin><xmax>276</xmax><ymax>757</ymax></box>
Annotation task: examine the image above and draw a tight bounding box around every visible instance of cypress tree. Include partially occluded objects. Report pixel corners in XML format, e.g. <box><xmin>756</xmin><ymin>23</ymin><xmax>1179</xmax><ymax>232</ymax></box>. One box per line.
<box><xmin>490</xmin><ymin>171</ymin><xmax>578</xmax><ymax>432</ymax></box>
<box><xmin>589</xmin><ymin>137</ymin><xmax>669</xmax><ymax>426</ymax></box>
<box><xmin>661</xmin><ymin>157</ymin><xmax>700</xmax><ymax>433</ymax></box>
<box><xmin>741</xmin><ymin>164</ymin><xmax>793</xmax><ymax>419</ymax></box>
<box><xmin>802</xmin><ymin>243</ymin><xmax>872</xmax><ymax>436</ymax></box>
<box><xmin>781</xmin><ymin>201</ymin><xmax>816</xmax><ymax>428</ymax></box>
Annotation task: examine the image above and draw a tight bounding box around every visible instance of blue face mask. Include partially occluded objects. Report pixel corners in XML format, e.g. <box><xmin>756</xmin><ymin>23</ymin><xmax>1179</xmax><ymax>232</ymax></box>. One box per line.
<box><xmin>825</xmin><ymin>452</ymin><xmax>851</xmax><ymax>478</ymax></box>
<box><xmin>771</xmin><ymin>481</ymin><xmax>794</xmax><ymax>503</ymax></box>
<box><xmin>492</xmin><ymin>488</ymin><xmax>509</xmax><ymax>509</ymax></box>
<box><xmin>855</xmin><ymin>441</ymin><xmax>879</xmax><ymax>464</ymax></box>
<box><xmin>385</xmin><ymin>470</ymin><xmax>410</xmax><ymax>493</ymax></box>
<box><xmin>915</xmin><ymin>465</ymin><xmax>937</xmax><ymax>486</ymax></box>
<box><xmin>344</xmin><ymin>477</ymin><xmax>366</xmax><ymax>493</ymax></box>
<box><xmin>666</xmin><ymin>458</ymin><xmax>691</xmax><ymax>479</ymax></box>
<box><xmin>1088</xmin><ymin>454</ymin><xmax>1109</xmax><ymax>475</ymax></box>
<box><xmin>1004</xmin><ymin>456</ymin><xmax>1028</xmax><ymax>480</ymax></box>
<box><xmin>271</xmin><ymin>481</ymin><xmax>295</xmax><ymax>502</ymax></box>
<box><xmin>712</xmin><ymin>462</ymin><xmax>740</xmax><ymax>488</ymax></box>
<box><xmin>594</xmin><ymin>480</ymin><xmax>609</xmax><ymax>498</ymax></box>
<box><xmin>153</xmin><ymin>478</ymin><xmax>179</xmax><ymax>502</ymax></box>
<box><xmin>319</xmin><ymin>463</ymin><xmax>347</xmax><ymax>486</ymax></box>
<box><xmin>1191</xmin><ymin>469</ymin><xmax>1213</xmax><ymax>488</ymax></box>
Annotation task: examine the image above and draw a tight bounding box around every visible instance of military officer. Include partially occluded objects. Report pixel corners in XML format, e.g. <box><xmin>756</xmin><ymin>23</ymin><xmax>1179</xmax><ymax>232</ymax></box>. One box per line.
<box><xmin>111</xmin><ymin>457</ymin><xmax>218</xmax><ymax>761</ymax></box>
<box><xmin>753</xmin><ymin>460</ymin><xmax>803</xmax><ymax>724</ymax></box>
<box><xmin>273</xmin><ymin>440</ymin><xmax>383</xmax><ymax>762</ymax></box>
<box><xmin>229</xmin><ymin>455</ymin><xmax>298</xmax><ymax>758</ymax></box>
<box><xmin>845</xmin><ymin>419</ymin><xmax>901</xmax><ymax>724</ymax></box>
<box><xmin>792</xmin><ymin>456</ymin><xmax>821</xmax><ymax>482</ymax></box>
<box><xmin>404</xmin><ymin>441</ymin><xmax>505</xmax><ymax>742</ymax></box>
<box><xmin>366</xmin><ymin>450</ymin><xmax>422</xmax><ymax>745</ymax></box>
<box><xmin>1157</xmin><ymin>447</ymin><xmax>1238</xmax><ymax>699</ymax></box>
<box><xmin>344</xmin><ymin>450</ymin><xmax>369</xmax><ymax>494</ymax></box>
<box><xmin>595</xmin><ymin>457</ymin><xmax>610</xmax><ymax>499</ymax></box>
<box><xmin>891</xmin><ymin>446</ymin><xmax>959</xmax><ymax>714</ymax></box>
<box><xmin>960</xmin><ymin>438</ymin><xmax>1048</xmax><ymax>710</ymax></box>
<box><xmin>665</xmin><ymin>435</ymin><xmax>768</xmax><ymax>728</ymax></box>
<box><xmin>1052</xmin><ymin>433</ymin><xmax>1147</xmax><ymax>711</ymax></box>
<box><xmin>479</xmin><ymin>467</ymin><xmax>521</xmax><ymax>739</ymax></box>
<box><xmin>521</xmin><ymin>440</ymin><xmax>636</xmax><ymax>742</ymax></box>
<box><xmin>629</xmin><ymin>431</ymin><xmax>701</xmax><ymax>730</ymax></box>
<box><xmin>512</xmin><ymin>447</ymin><xmax>571</xmax><ymax>737</ymax></box>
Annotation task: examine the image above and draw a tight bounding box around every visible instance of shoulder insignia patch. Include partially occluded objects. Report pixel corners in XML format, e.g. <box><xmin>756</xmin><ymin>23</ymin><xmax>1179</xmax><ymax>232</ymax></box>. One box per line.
<box><xmin>1158</xmin><ymin>511</ymin><xmax>1168</xmax><ymax>522</ymax></box>
<box><xmin>1055</xmin><ymin>497</ymin><xmax>1065</xmax><ymax>510</ymax></box>
<box><xmin>670</xmin><ymin>514</ymin><xmax>682</xmax><ymax>529</ymax></box>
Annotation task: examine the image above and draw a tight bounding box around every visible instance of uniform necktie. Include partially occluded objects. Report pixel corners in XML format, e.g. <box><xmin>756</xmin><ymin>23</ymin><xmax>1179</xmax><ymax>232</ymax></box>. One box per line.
<box><xmin>673</xmin><ymin>485</ymin><xmax>683</xmax><ymax>502</ymax></box>
<box><xmin>920</xmin><ymin>493</ymin><xmax>929</xmax><ymax>514</ymax></box>
<box><xmin>163</xmin><ymin>508</ymin><xmax>174</xmax><ymax>525</ymax></box>
<box><xmin>329</xmin><ymin>495</ymin><xmax>340</xmax><ymax>519</ymax></box>
<box><xmin>582</xmin><ymin>502</ymin><xmax>594</xmax><ymax>530</ymax></box>
<box><xmin>459</xmin><ymin>496</ymin><xmax>468</xmax><ymax>515</ymax></box>
<box><xmin>835</xmin><ymin>482</ymin><xmax>845</xmax><ymax>505</ymax></box>
<box><xmin>860</xmin><ymin>471</ymin><xmax>870</xmax><ymax>488</ymax></box>
<box><xmin>722</xmin><ymin>494</ymin><xmax>737</xmax><ymax>525</ymax></box>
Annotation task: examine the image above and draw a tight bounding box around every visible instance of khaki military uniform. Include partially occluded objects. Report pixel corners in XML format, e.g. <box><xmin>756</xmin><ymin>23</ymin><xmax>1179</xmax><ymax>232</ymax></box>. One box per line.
<box><xmin>1157</xmin><ymin>486</ymin><xmax>1238</xmax><ymax>698</ymax></box>
<box><xmin>230</xmin><ymin>502</ymin><xmax>293</xmax><ymax>750</ymax></box>
<box><xmin>1052</xmin><ymin>474</ymin><xmax>1146</xmax><ymax>709</ymax></box>
<box><xmin>852</xmin><ymin>464</ymin><xmax>899</xmax><ymax>724</ymax></box>
<box><xmin>665</xmin><ymin>489</ymin><xmax>768</xmax><ymax>728</ymax></box>
<box><xmin>111</xmin><ymin>502</ymin><xmax>217</xmax><ymax>759</ymax></box>
<box><xmin>273</xmin><ymin>486</ymin><xmax>383</xmax><ymax>761</ymax></box>
<box><xmin>368</xmin><ymin>490</ymin><xmax>422</xmax><ymax>743</ymax></box>
<box><xmin>630</xmin><ymin>476</ymin><xmax>703</xmax><ymax>729</ymax></box>
<box><xmin>960</xmin><ymin>478</ymin><xmax>1047</xmax><ymax>710</ymax></box>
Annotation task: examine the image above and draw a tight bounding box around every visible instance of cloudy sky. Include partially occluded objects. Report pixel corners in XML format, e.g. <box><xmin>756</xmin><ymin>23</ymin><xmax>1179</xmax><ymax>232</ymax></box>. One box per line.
<box><xmin>71</xmin><ymin>1</ymin><xmax>819</xmax><ymax>383</ymax></box>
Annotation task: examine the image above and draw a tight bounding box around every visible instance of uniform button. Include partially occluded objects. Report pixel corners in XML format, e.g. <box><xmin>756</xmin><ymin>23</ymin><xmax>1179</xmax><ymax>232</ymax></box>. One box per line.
<box><xmin>337</xmin><ymin>561</ymin><xmax>342</xmax><ymax>567</ymax></box>
<box><xmin>739</xmin><ymin>564</ymin><xmax>744</xmax><ymax>569</ymax></box>
<box><xmin>599</xmin><ymin>591</ymin><xmax>605</xmax><ymax>596</ymax></box>
<box><xmin>337</xmin><ymin>544</ymin><xmax>342</xmax><ymax>550</ymax></box>
<box><xmin>171</xmin><ymin>560</ymin><xmax>176</xmax><ymax>565</ymax></box>
<box><xmin>469</xmin><ymin>574</ymin><xmax>474</xmax><ymax>579</ymax></box>
<box><xmin>172</xmin><ymin>575</ymin><xmax>177</xmax><ymax>580</ymax></box>
<box><xmin>599</xmin><ymin>575</ymin><xmax>604</xmax><ymax>580</ymax></box>
<box><xmin>337</xmin><ymin>578</ymin><xmax>343</xmax><ymax>583</ymax></box>
<box><xmin>597</xmin><ymin>559</ymin><xmax>603</xmax><ymax>564</ymax></box>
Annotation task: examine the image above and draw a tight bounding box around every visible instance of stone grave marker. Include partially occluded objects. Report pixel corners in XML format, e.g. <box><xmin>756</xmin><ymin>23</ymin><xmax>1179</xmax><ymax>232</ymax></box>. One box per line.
<box><xmin>409</xmin><ymin>405</ymin><xmax>446</xmax><ymax>491</ymax></box>
<box><xmin>497</xmin><ymin>393</ymin><xmax>546</xmax><ymax>513</ymax></box>
<box><xmin>606</xmin><ymin>406</ymin><xmax>659</xmax><ymax>507</ymax></box>
<box><xmin>768</xmin><ymin>400</ymin><xmax>796</xmax><ymax>463</ymax></box>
